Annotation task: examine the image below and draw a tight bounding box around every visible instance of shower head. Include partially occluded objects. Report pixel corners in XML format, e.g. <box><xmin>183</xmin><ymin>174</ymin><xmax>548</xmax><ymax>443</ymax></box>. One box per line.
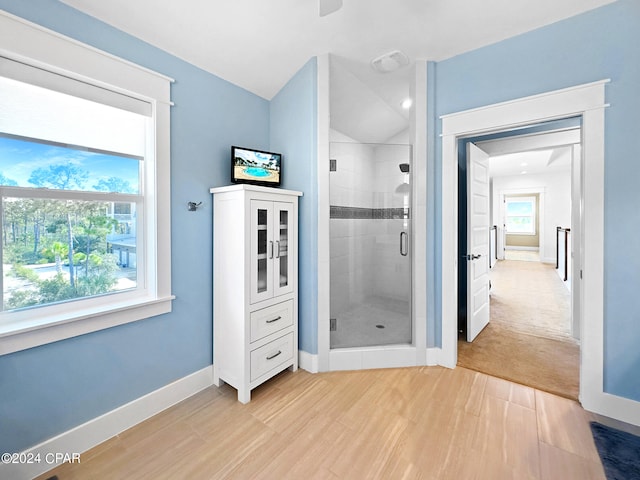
<box><xmin>399</xmin><ymin>163</ymin><xmax>410</xmax><ymax>173</ymax></box>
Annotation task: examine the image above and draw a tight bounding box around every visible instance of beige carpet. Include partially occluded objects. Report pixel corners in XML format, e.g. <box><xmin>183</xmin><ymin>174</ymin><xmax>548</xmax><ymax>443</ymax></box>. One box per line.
<box><xmin>458</xmin><ymin>259</ymin><xmax>580</xmax><ymax>400</ymax></box>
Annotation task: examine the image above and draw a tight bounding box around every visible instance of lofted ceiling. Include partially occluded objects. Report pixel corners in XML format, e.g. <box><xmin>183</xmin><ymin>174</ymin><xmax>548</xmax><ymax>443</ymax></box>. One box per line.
<box><xmin>329</xmin><ymin>54</ymin><xmax>411</xmax><ymax>143</ymax></box>
<box><xmin>59</xmin><ymin>0</ymin><xmax>615</xmax><ymax>143</ymax></box>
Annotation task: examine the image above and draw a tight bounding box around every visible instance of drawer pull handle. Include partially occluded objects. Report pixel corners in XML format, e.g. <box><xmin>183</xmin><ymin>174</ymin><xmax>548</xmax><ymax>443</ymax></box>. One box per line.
<box><xmin>266</xmin><ymin>350</ymin><xmax>282</xmax><ymax>361</ymax></box>
<box><xmin>266</xmin><ymin>316</ymin><xmax>282</xmax><ymax>324</ymax></box>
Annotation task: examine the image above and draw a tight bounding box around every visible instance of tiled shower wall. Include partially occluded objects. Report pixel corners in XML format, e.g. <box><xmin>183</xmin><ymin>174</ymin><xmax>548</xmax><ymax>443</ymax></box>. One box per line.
<box><xmin>329</xmin><ymin>141</ymin><xmax>411</xmax><ymax>319</ymax></box>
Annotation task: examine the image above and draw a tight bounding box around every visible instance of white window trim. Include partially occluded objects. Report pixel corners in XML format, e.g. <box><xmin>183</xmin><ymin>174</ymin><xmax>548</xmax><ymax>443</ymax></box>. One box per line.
<box><xmin>505</xmin><ymin>195</ymin><xmax>536</xmax><ymax>235</ymax></box>
<box><xmin>0</xmin><ymin>10</ymin><xmax>174</xmax><ymax>355</ymax></box>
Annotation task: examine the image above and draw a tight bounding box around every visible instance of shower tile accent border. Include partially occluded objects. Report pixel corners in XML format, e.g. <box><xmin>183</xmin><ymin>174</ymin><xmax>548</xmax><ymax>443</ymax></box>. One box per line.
<box><xmin>330</xmin><ymin>205</ymin><xmax>410</xmax><ymax>219</ymax></box>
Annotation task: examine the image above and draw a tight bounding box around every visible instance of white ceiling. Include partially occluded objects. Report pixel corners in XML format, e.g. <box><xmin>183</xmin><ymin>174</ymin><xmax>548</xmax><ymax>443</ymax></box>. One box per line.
<box><xmin>59</xmin><ymin>0</ymin><xmax>615</xmax><ymax>101</ymax></box>
<box><xmin>479</xmin><ymin>128</ymin><xmax>580</xmax><ymax>178</ymax></box>
<box><xmin>57</xmin><ymin>1</ymin><xmax>614</xmax><ymax>144</ymax></box>
<box><xmin>489</xmin><ymin>148</ymin><xmax>573</xmax><ymax>178</ymax></box>
<box><xmin>329</xmin><ymin>55</ymin><xmax>411</xmax><ymax>143</ymax></box>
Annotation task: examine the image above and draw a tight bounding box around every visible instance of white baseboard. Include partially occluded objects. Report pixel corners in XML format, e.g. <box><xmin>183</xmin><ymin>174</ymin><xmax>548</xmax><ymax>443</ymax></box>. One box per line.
<box><xmin>328</xmin><ymin>345</ymin><xmax>428</xmax><ymax>371</ymax></box>
<box><xmin>1</xmin><ymin>366</ymin><xmax>214</xmax><ymax>480</ymax></box>
<box><xmin>298</xmin><ymin>350</ymin><xmax>318</xmax><ymax>373</ymax></box>
<box><xmin>582</xmin><ymin>390</ymin><xmax>640</xmax><ymax>427</ymax></box>
<box><xmin>427</xmin><ymin>347</ymin><xmax>442</xmax><ymax>366</ymax></box>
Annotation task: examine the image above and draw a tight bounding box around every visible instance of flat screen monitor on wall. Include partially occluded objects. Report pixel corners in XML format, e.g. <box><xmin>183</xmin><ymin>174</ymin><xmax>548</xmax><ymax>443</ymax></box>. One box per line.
<box><xmin>231</xmin><ymin>146</ymin><xmax>282</xmax><ymax>187</ymax></box>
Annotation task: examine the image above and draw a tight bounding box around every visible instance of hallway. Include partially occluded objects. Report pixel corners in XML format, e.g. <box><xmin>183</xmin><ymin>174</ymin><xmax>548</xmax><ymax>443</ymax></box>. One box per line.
<box><xmin>458</xmin><ymin>259</ymin><xmax>579</xmax><ymax>399</ymax></box>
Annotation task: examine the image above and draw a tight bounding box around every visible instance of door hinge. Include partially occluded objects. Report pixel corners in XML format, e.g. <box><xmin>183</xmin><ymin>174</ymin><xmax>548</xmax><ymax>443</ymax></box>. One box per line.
<box><xmin>330</xmin><ymin>318</ymin><xmax>337</xmax><ymax>331</ymax></box>
<box><xmin>580</xmin><ymin>269</ymin><xmax>583</xmax><ymax>279</ymax></box>
<box><xmin>330</xmin><ymin>159</ymin><xmax>337</xmax><ymax>172</ymax></box>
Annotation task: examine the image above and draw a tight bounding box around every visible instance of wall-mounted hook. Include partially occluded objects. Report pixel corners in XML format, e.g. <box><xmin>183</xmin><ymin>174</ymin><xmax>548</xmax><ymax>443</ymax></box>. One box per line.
<box><xmin>187</xmin><ymin>201</ymin><xmax>202</xmax><ymax>211</ymax></box>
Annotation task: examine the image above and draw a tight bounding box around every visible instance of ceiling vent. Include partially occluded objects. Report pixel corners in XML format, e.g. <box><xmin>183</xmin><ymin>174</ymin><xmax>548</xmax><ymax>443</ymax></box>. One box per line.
<box><xmin>370</xmin><ymin>50</ymin><xmax>410</xmax><ymax>74</ymax></box>
<box><xmin>319</xmin><ymin>0</ymin><xmax>343</xmax><ymax>17</ymax></box>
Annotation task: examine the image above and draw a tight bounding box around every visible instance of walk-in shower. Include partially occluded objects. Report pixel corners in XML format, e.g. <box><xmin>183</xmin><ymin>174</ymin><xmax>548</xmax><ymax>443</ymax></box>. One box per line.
<box><xmin>329</xmin><ymin>141</ymin><xmax>412</xmax><ymax>349</ymax></box>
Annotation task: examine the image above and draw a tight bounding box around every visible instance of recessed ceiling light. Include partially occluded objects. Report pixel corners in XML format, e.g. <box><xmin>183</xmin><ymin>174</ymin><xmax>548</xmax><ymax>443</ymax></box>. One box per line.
<box><xmin>401</xmin><ymin>98</ymin><xmax>413</xmax><ymax>109</ymax></box>
<box><xmin>521</xmin><ymin>170</ymin><xmax>528</xmax><ymax>175</ymax></box>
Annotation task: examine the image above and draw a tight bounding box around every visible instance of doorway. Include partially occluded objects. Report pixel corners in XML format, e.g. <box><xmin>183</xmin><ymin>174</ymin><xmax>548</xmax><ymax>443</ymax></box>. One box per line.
<box><xmin>440</xmin><ymin>80</ymin><xmax>608</xmax><ymax>410</ymax></box>
<box><xmin>457</xmin><ymin>121</ymin><xmax>579</xmax><ymax>337</ymax></box>
<box><xmin>456</xmin><ymin>132</ymin><xmax>580</xmax><ymax>398</ymax></box>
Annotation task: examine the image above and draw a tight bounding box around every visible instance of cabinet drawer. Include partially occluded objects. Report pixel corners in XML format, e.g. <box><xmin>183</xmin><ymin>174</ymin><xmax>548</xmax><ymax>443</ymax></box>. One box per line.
<box><xmin>250</xmin><ymin>332</ymin><xmax>294</xmax><ymax>382</ymax></box>
<box><xmin>250</xmin><ymin>300</ymin><xmax>293</xmax><ymax>343</ymax></box>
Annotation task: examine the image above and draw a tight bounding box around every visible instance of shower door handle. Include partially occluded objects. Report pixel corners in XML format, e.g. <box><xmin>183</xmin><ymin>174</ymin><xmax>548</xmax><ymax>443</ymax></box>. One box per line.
<box><xmin>400</xmin><ymin>231</ymin><xmax>408</xmax><ymax>256</ymax></box>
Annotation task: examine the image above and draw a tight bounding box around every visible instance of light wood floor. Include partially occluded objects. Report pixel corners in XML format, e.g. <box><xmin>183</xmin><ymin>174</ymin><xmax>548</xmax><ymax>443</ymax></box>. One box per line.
<box><xmin>39</xmin><ymin>366</ymin><xmax>606</xmax><ymax>480</ymax></box>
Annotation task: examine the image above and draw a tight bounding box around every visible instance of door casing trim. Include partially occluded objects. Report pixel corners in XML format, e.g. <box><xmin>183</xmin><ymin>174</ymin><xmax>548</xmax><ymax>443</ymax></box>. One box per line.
<box><xmin>440</xmin><ymin>80</ymin><xmax>615</xmax><ymax>418</ymax></box>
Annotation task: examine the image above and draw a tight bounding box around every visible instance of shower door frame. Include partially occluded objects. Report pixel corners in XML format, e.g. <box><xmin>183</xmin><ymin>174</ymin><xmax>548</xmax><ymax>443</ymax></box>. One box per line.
<box><xmin>327</xmin><ymin>142</ymin><xmax>414</xmax><ymax>352</ymax></box>
<box><xmin>315</xmin><ymin>56</ymin><xmax>428</xmax><ymax>373</ymax></box>
<box><xmin>323</xmin><ymin>139</ymin><xmax>427</xmax><ymax>370</ymax></box>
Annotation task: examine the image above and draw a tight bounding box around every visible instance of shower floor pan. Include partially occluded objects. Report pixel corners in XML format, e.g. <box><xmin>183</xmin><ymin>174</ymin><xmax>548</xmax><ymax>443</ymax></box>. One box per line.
<box><xmin>330</xmin><ymin>295</ymin><xmax>411</xmax><ymax>349</ymax></box>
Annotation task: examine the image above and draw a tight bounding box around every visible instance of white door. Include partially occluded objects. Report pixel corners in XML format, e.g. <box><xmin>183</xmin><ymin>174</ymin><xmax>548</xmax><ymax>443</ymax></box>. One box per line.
<box><xmin>466</xmin><ymin>143</ymin><xmax>491</xmax><ymax>341</ymax></box>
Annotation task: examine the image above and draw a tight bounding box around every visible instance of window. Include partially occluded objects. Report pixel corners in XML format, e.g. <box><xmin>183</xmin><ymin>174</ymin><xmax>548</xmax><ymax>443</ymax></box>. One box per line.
<box><xmin>1</xmin><ymin>132</ymin><xmax>141</xmax><ymax>311</ymax></box>
<box><xmin>0</xmin><ymin>13</ymin><xmax>173</xmax><ymax>355</ymax></box>
<box><xmin>505</xmin><ymin>196</ymin><xmax>536</xmax><ymax>234</ymax></box>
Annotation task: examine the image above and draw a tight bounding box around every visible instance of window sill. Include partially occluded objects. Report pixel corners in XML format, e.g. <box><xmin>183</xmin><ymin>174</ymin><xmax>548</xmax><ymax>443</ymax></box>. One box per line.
<box><xmin>0</xmin><ymin>295</ymin><xmax>175</xmax><ymax>356</ymax></box>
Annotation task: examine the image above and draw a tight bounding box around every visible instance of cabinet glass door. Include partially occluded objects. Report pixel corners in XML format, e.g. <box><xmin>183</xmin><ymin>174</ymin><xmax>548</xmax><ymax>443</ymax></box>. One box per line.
<box><xmin>251</xmin><ymin>200</ymin><xmax>273</xmax><ymax>304</ymax></box>
<box><xmin>274</xmin><ymin>202</ymin><xmax>294</xmax><ymax>297</ymax></box>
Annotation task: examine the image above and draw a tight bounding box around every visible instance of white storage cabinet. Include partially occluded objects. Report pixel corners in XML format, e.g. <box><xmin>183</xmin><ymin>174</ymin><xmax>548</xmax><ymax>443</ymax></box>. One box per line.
<box><xmin>210</xmin><ymin>184</ymin><xmax>302</xmax><ymax>403</ymax></box>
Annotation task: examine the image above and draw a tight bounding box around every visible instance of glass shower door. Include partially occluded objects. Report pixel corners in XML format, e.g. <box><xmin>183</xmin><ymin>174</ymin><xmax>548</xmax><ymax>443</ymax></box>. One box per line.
<box><xmin>329</xmin><ymin>142</ymin><xmax>412</xmax><ymax>349</ymax></box>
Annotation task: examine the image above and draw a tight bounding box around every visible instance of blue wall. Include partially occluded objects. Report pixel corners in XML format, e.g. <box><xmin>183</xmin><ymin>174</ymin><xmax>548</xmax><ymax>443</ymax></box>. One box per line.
<box><xmin>0</xmin><ymin>0</ymin><xmax>270</xmax><ymax>453</ymax></box>
<box><xmin>431</xmin><ymin>0</ymin><xmax>640</xmax><ymax>401</ymax></box>
<box><xmin>2</xmin><ymin>0</ymin><xmax>639</xmax><ymax>455</ymax></box>
<box><xmin>270</xmin><ymin>59</ymin><xmax>319</xmax><ymax>354</ymax></box>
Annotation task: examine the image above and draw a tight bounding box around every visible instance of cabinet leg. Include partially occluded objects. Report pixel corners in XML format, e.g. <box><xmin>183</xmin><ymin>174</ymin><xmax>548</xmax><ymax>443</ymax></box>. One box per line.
<box><xmin>237</xmin><ymin>387</ymin><xmax>251</xmax><ymax>404</ymax></box>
